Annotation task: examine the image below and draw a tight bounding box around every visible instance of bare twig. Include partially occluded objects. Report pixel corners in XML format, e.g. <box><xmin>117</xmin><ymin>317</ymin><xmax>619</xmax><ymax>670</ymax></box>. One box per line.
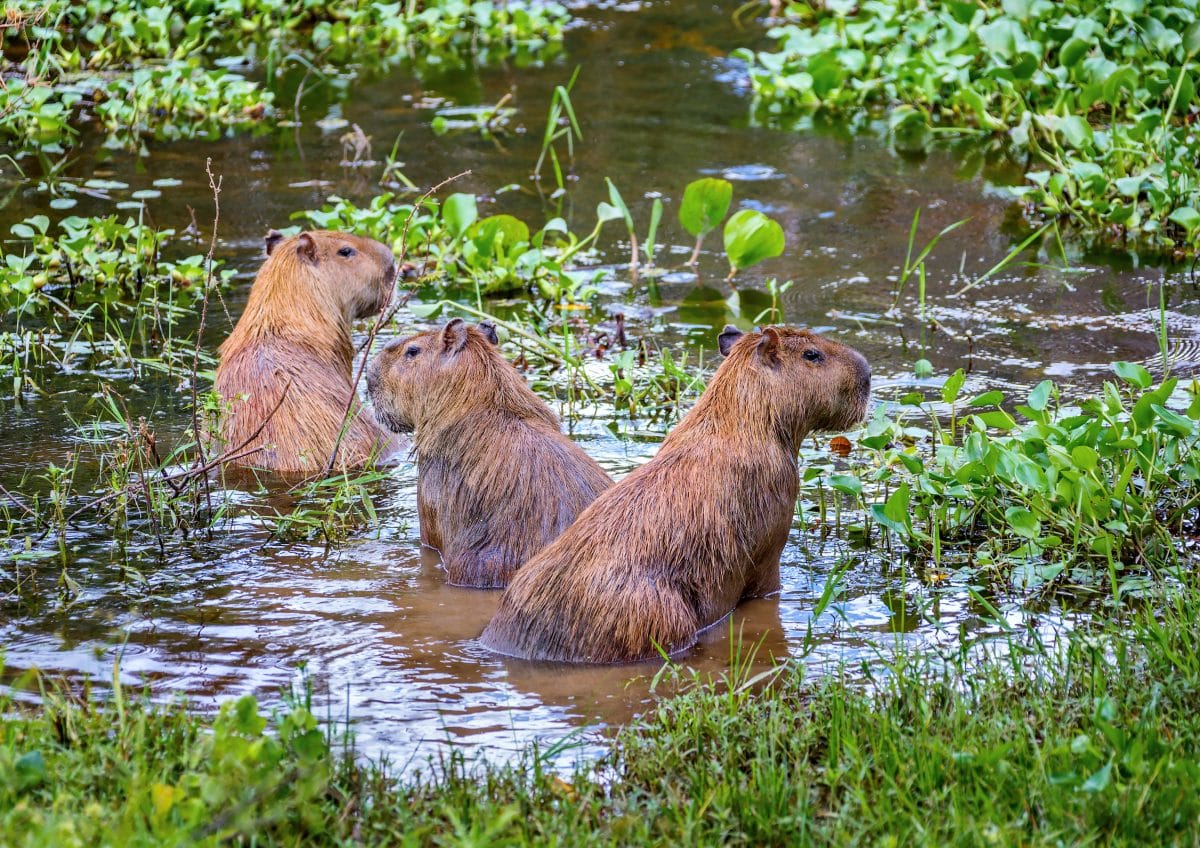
<box><xmin>190</xmin><ymin>158</ymin><xmax>222</xmax><ymax>526</ymax></box>
<box><xmin>324</xmin><ymin>170</ymin><xmax>471</xmax><ymax>475</ymax></box>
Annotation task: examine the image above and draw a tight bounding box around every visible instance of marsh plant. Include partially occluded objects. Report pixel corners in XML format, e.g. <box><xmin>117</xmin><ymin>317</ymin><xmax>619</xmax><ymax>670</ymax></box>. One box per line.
<box><xmin>840</xmin><ymin>364</ymin><xmax>1200</xmax><ymax>594</ymax></box>
<box><xmin>740</xmin><ymin>0</ymin><xmax>1200</xmax><ymax>251</ymax></box>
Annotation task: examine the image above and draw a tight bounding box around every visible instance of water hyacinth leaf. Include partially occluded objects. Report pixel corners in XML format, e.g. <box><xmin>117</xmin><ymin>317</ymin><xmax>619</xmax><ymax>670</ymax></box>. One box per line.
<box><xmin>1059</xmin><ymin>116</ymin><xmax>1093</xmax><ymax>149</ymax></box>
<box><xmin>1112</xmin><ymin>361</ymin><xmax>1152</xmax><ymax>388</ymax></box>
<box><xmin>1004</xmin><ymin>506</ymin><xmax>1040</xmax><ymax>540</ymax></box>
<box><xmin>443</xmin><ymin>193</ymin><xmax>478</xmax><ymax>239</ymax></box>
<box><xmin>1168</xmin><ymin>207</ymin><xmax>1200</xmax><ymax>234</ymax></box>
<box><xmin>973</xmin><ymin>410</ymin><xmax>1016</xmax><ymax>430</ymax></box>
<box><xmin>468</xmin><ymin>214</ymin><xmax>529</xmax><ymax>258</ymax></box>
<box><xmin>1152</xmin><ymin>404</ymin><xmax>1195</xmax><ymax>437</ymax></box>
<box><xmin>828</xmin><ymin>473</ymin><xmax>862</xmax><ymax>496</ymax></box>
<box><xmin>968</xmin><ymin>390</ymin><xmax>1004</xmax><ymax>407</ymax></box>
<box><xmin>1059</xmin><ymin>36</ymin><xmax>1091</xmax><ymax>68</ymax></box>
<box><xmin>596</xmin><ymin>202</ymin><xmax>625</xmax><ymax>224</ymax></box>
<box><xmin>871</xmin><ymin>482</ymin><xmax>911</xmax><ymax>535</ymax></box>
<box><xmin>941</xmin><ymin>368</ymin><xmax>966</xmax><ymax>404</ymax></box>
<box><xmin>1071</xmin><ymin>445</ymin><xmax>1099</xmax><ymax>471</ymax></box>
<box><xmin>913</xmin><ymin>358</ymin><xmax>934</xmax><ymax>379</ymax></box>
<box><xmin>1027</xmin><ymin>380</ymin><xmax>1052</xmax><ymax>411</ymax></box>
<box><xmin>679</xmin><ymin>178</ymin><xmax>733</xmax><ymax>238</ymax></box>
<box><xmin>723</xmin><ymin>209</ymin><xmax>785</xmax><ymax>274</ymax></box>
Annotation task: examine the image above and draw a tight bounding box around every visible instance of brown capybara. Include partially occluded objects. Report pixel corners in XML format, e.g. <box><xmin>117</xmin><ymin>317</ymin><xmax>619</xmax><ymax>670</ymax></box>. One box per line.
<box><xmin>214</xmin><ymin>229</ymin><xmax>397</xmax><ymax>474</ymax></box>
<box><xmin>365</xmin><ymin>318</ymin><xmax>614</xmax><ymax>588</ymax></box>
<box><xmin>481</xmin><ymin>324</ymin><xmax>871</xmax><ymax>663</ymax></box>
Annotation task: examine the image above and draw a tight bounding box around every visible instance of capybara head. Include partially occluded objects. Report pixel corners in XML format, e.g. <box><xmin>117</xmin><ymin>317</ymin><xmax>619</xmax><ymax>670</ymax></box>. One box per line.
<box><xmin>260</xmin><ymin>229</ymin><xmax>397</xmax><ymax>321</ymax></box>
<box><xmin>367</xmin><ymin>318</ymin><xmax>546</xmax><ymax>436</ymax></box>
<box><xmin>716</xmin><ymin>324</ymin><xmax>871</xmax><ymax>438</ymax></box>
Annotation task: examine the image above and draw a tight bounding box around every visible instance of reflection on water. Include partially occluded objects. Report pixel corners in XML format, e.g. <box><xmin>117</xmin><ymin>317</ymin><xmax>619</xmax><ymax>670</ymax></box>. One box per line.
<box><xmin>0</xmin><ymin>0</ymin><xmax>1190</xmax><ymax>770</ymax></box>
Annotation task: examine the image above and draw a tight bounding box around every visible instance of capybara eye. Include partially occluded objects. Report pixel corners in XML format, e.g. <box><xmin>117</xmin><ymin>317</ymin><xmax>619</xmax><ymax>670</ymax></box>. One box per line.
<box><xmin>803</xmin><ymin>349</ymin><xmax>824</xmax><ymax>363</ymax></box>
<box><xmin>404</xmin><ymin>345</ymin><xmax>421</xmax><ymax>359</ymax></box>
<box><xmin>338</xmin><ymin>246</ymin><xmax>356</xmax><ymax>258</ymax></box>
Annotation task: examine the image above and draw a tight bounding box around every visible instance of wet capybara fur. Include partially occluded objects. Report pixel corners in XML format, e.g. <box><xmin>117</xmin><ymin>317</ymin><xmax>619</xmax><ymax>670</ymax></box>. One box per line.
<box><xmin>214</xmin><ymin>230</ymin><xmax>397</xmax><ymax>474</ymax></box>
<box><xmin>366</xmin><ymin>319</ymin><xmax>613</xmax><ymax>588</ymax></box>
<box><xmin>482</xmin><ymin>325</ymin><xmax>871</xmax><ymax>663</ymax></box>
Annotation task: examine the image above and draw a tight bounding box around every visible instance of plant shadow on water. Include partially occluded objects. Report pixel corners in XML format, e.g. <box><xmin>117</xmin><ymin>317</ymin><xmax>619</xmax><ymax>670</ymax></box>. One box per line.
<box><xmin>0</xmin><ymin>0</ymin><xmax>1196</xmax><ymax>775</ymax></box>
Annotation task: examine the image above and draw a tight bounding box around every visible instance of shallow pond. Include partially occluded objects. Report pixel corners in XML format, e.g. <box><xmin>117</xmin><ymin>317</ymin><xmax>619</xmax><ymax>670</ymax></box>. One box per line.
<box><xmin>1</xmin><ymin>0</ymin><xmax>1193</xmax><ymax>769</ymax></box>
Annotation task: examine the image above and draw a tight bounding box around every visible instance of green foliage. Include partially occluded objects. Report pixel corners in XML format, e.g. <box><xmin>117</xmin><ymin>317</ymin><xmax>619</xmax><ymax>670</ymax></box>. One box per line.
<box><xmin>2</xmin><ymin>213</ymin><xmax>229</xmax><ymax>314</ymax></box>
<box><xmin>739</xmin><ymin>0</ymin><xmax>1200</xmax><ymax>250</ymax></box>
<box><xmin>298</xmin><ymin>193</ymin><xmax>608</xmax><ymax>302</ymax></box>
<box><xmin>2</xmin><ymin>0</ymin><xmax>569</xmax><ymax>157</ymax></box>
<box><xmin>5</xmin><ymin>581</ymin><xmax>1200</xmax><ymax>844</ymax></box>
<box><xmin>722</xmin><ymin>209</ymin><xmax>785</xmax><ymax>277</ymax></box>
<box><xmin>858</xmin><ymin>366</ymin><xmax>1200</xmax><ymax>590</ymax></box>
<box><xmin>679</xmin><ymin>177</ymin><xmax>733</xmax><ymax>239</ymax></box>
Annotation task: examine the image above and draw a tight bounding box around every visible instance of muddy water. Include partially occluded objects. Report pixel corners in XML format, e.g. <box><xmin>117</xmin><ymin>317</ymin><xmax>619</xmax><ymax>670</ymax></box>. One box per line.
<box><xmin>0</xmin><ymin>0</ymin><xmax>1191</xmax><ymax>769</ymax></box>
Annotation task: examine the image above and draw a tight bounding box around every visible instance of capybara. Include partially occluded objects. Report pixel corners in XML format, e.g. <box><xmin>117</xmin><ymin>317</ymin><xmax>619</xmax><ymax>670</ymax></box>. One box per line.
<box><xmin>365</xmin><ymin>318</ymin><xmax>614</xmax><ymax>588</ymax></box>
<box><xmin>481</xmin><ymin>325</ymin><xmax>871</xmax><ymax>663</ymax></box>
<box><xmin>214</xmin><ymin>229</ymin><xmax>397</xmax><ymax>474</ymax></box>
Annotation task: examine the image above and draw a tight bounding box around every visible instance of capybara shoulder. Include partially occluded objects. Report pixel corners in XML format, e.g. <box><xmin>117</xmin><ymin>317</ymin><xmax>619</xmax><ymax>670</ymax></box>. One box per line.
<box><xmin>367</xmin><ymin>318</ymin><xmax>613</xmax><ymax>588</ymax></box>
<box><xmin>214</xmin><ymin>229</ymin><xmax>397</xmax><ymax>475</ymax></box>
<box><xmin>482</xmin><ymin>325</ymin><xmax>870</xmax><ymax>663</ymax></box>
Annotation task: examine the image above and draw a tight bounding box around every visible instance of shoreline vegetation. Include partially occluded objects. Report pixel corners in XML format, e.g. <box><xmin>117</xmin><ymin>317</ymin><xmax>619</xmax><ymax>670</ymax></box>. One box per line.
<box><xmin>4</xmin><ymin>577</ymin><xmax>1200</xmax><ymax>844</ymax></box>
<box><xmin>740</xmin><ymin>0</ymin><xmax>1200</xmax><ymax>254</ymax></box>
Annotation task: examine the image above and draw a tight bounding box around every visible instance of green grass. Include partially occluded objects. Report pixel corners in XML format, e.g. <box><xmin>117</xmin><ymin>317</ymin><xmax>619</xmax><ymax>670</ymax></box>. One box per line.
<box><xmin>5</xmin><ymin>579</ymin><xmax>1200</xmax><ymax>845</ymax></box>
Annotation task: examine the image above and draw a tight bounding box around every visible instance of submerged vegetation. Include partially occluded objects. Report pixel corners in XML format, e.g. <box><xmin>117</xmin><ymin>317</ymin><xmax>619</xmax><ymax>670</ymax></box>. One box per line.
<box><xmin>741</xmin><ymin>0</ymin><xmax>1200</xmax><ymax>251</ymax></box>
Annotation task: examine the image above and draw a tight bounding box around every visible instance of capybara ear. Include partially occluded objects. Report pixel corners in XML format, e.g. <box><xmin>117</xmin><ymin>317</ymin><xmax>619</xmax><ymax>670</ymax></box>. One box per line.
<box><xmin>757</xmin><ymin>327</ymin><xmax>782</xmax><ymax>367</ymax></box>
<box><xmin>478</xmin><ymin>320</ymin><xmax>499</xmax><ymax>346</ymax></box>
<box><xmin>441</xmin><ymin>318</ymin><xmax>469</xmax><ymax>353</ymax></box>
<box><xmin>264</xmin><ymin>229</ymin><xmax>284</xmax><ymax>256</ymax></box>
<box><xmin>718</xmin><ymin>324</ymin><xmax>744</xmax><ymax>357</ymax></box>
<box><xmin>296</xmin><ymin>232</ymin><xmax>319</xmax><ymax>265</ymax></box>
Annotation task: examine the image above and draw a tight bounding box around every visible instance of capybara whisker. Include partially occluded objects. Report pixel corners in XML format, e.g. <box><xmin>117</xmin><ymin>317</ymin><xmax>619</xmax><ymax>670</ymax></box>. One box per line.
<box><xmin>482</xmin><ymin>324</ymin><xmax>870</xmax><ymax>663</ymax></box>
<box><xmin>367</xmin><ymin>318</ymin><xmax>613</xmax><ymax>589</ymax></box>
<box><xmin>214</xmin><ymin>229</ymin><xmax>400</xmax><ymax>475</ymax></box>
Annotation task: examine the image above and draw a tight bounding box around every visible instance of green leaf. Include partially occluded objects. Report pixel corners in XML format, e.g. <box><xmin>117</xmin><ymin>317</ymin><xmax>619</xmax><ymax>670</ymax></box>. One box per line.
<box><xmin>1080</xmin><ymin>762</ymin><xmax>1112</xmax><ymax>793</ymax></box>
<box><xmin>679</xmin><ymin>178</ymin><xmax>733</xmax><ymax>239</ymax></box>
<box><xmin>1112</xmin><ymin>361</ymin><xmax>1151</xmax><ymax>389</ymax></box>
<box><xmin>941</xmin><ymin>369</ymin><xmax>966</xmax><ymax>404</ymax></box>
<box><xmin>973</xmin><ymin>410</ymin><xmax>1016</xmax><ymax>430</ymax></box>
<box><xmin>1059</xmin><ymin>36</ymin><xmax>1090</xmax><ymax>68</ymax></box>
<box><xmin>1071</xmin><ymin>445</ymin><xmax>1099</xmax><ymax>471</ymax></box>
<box><xmin>1168</xmin><ymin>207</ymin><xmax>1200</xmax><ymax>234</ymax></box>
<box><xmin>828</xmin><ymin>473</ymin><xmax>862</xmax><ymax>496</ymax></box>
<box><xmin>968</xmin><ymin>390</ymin><xmax>1005</xmax><ymax>407</ymax></box>
<box><xmin>605</xmin><ymin>178</ymin><xmax>633</xmax><ymax>231</ymax></box>
<box><xmin>1004</xmin><ymin>506</ymin><xmax>1041</xmax><ymax>539</ymax></box>
<box><xmin>596</xmin><ymin>202</ymin><xmax>625</xmax><ymax>224</ymax></box>
<box><xmin>442</xmin><ymin>193</ymin><xmax>478</xmax><ymax>239</ymax></box>
<box><xmin>872</xmin><ymin>482</ymin><xmax>911</xmax><ymax>535</ymax></box>
<box><xmin>723</xmin><ymin>209</ymin><xmax>785</xmax><ymax>274</ymax></box>
<box><xmin>914</xmin><ymin>358</ymin><xmax>934</xmax><ymax>379</ymax></box>
<box><xmin>1059</xmin><ymin>116</ymin><xmax>1094</xmax><ymax>150</ymax></box>
<box><xmin>15</xmin><ymin>750</ymin><xmax>46</xmax><ymax>790</ymax></box>
<box><xmin>1027</xmin><ymin>380</ymin><xmax>1052</xmax><ymax>412</ymax></box>
<box><xmin>468</xmin><ymin>214</ymin><xmax>530</xmax><ymax>258</ymax></box>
